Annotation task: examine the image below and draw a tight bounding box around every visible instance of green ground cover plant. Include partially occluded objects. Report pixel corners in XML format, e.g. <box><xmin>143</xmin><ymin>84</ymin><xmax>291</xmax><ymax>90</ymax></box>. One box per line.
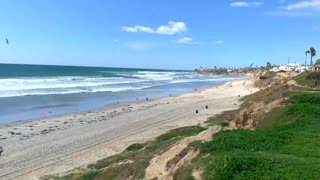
<box><xmin>198</xmin><ymin>92</ymin><xmax>320</xmax><ymax>179</ymax></box>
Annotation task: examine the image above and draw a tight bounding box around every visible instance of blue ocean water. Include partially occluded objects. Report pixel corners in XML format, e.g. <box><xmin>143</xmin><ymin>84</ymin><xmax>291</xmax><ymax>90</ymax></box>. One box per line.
<box><xmin>0</xmin><ymin>63</ymin><xmax>244</xmax><ymax>124</ymax></box>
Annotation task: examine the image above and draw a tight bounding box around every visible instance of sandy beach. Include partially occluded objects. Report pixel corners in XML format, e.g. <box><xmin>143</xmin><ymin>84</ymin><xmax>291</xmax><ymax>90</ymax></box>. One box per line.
<box><xmin>0</xmin><ymin>79</ymin><xmax>258</xmax><ymax>180</ymax></box>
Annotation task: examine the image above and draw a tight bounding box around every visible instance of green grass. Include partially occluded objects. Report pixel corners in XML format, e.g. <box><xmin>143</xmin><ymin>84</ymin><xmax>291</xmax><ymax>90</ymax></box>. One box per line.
<box><xmin>156</xmin><ymin>126</ymin><xmax>206</xmax><ymax>142</ymax></box>
<box><xmin>45</xmin><ymin>171</ymin><xmax>98</xmax><ymax>180</ymax></box>
<box><xmin>125</xmin><ymin>143</ymin><xmax>145</xmax><ymax>151</ymax></box>
<box><xmin>188</xmin><ymin>140</ymin><xmax>203</xmax><ymax>149</ymax></box>
<box><xmin>205</xmin><ymin>116</ymin><xmax>224</xmax><ymax>126</ymax></box>
<box><xmin>257</xmin><ymin>105</ymin><xmax>295</xmax><ymax>129</ymax></box>
<box><xmin>46</xmin><ymin>126</ymin><xmax>206</xmax><ymax>180</ymax></box>
<box><xmin>205</xmin><ymin>116</ymin><xmax>230</xmax><ymax>127</ymax></box>
<box><xmin>173</xmin><ymin>164</ymin><xmax>195</xmax><ymax>180</ymax></box>
<box><xmin>206</xmin><ymin>109</ymin><xmax>239</xmax><ymax>127</ymax></box>
<box><xmin>294</xmin><ymin>72</ymin><xmax>320</xmax><ymax>87</ymax></box>
<box><xmin>198</xmin><ymin>92</ymin><xmax>320</xmax><ymax>179</ymax></box>
<box><xmin>173</xmin><ymin>154</ymin><xmax>204</xmax><ymax>180</ymax></box>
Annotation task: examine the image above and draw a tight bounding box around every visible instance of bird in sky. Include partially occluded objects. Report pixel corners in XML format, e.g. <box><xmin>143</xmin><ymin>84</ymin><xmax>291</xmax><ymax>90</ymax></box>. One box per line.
<box><xmin>6</xmin><ymin>38</ymin><xmax>9</xmax><ymax>45</ymax></box>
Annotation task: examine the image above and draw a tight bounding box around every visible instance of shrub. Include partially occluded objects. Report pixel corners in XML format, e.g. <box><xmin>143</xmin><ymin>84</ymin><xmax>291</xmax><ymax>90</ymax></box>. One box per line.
<box><xmin>292</xmin><ymin>93</ymin><xmax>320</xmax><ymax>104</ymax></box>
<box><xmin>219</xmin><ymin>121</ymin><xmax>229</xmax><ymax>127</ymax></box>
<box><xmin>126</xmin><ymin>143</ymin><xmax>144</xmax><ymax>151</ymax></box>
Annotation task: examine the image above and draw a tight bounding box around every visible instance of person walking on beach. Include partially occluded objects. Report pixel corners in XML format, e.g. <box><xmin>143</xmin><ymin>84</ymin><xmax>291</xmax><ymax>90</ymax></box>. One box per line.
<box><xmin>0</xmin><ymin>146</ymin><xmax>3</xmax><ymax>156</ymax></box>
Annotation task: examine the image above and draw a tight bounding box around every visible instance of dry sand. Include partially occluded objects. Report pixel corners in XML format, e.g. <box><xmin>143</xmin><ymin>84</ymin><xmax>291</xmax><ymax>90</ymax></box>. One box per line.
<box><xmin>0</xmin><ymin>79</ymin><xmax>258</xmax><ymax>180</ymax></box>
<box><xmin>145</xmin><ymin>125</ymin><xmax>222</xmax><ymax>180</ymax></box>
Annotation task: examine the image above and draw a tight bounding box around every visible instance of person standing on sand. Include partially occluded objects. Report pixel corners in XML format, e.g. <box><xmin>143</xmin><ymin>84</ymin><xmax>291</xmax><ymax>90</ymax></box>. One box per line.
<box><xmin>0</xmin><ymin>146</ymin><xmax>3</xmax><ymax>156</ymax></box>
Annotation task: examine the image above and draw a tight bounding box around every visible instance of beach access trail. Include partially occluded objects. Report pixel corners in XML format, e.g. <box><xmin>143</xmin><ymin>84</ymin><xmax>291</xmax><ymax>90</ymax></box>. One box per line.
<box><xmin>0</xmin><ymin>79</ymin><xmax>258</xmax><ymax>180</ymax></box>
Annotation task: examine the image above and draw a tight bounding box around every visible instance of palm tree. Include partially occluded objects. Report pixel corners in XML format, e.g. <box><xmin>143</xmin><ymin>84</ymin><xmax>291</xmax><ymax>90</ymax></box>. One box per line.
<box><xmin>305</xmin><ymin>50</ymin><xmax>310</xmax><ymax>69</ymax></box>
<box><xmin>310</xmin><ymin>47</ymin><xmax>316</xmax><ymax>65</ymax></box>
<box><xmin>266</xmin><ymin>62</ymin><xmax>272</xmax><ymax>70</ymax></box>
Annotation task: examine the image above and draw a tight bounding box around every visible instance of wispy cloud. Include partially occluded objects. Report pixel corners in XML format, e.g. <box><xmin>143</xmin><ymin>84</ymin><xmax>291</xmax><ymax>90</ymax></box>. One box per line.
<box><xmin>272</xmin><ymin>0</ymin><xmax>320</xmax><ymax>16</ymax></box>
<box><xmin>215</xmin><ymin>40</ymin><xmax>223</xmax><ymax>44</ymax></box>
<box><xmin>122</xmin><ymin>21</ymin><xmax>187</xmax><ymax>35</ymax></box>
<box><xmin>175</xmin><ymin>37</ymin><xmax>199</xmax><ymax>44</ymax></box>
<box><xmin>281</xmin><ymin>0</ymin><xmax>320</xmax><ymax>10</ymax></box>
<box><xmin>176</xmin><ymin>37</ymin><xmax>192</xmax><ymax>44</ymax></box>
<box><xmin>122</xmin><ymin>26</ymin><xmax>154</xmax><ymax>33</ymax></box>
<box><xmin>230</xmin><ymin>1</ymin><xmax>263</xmax><ymax>7</ymax></box>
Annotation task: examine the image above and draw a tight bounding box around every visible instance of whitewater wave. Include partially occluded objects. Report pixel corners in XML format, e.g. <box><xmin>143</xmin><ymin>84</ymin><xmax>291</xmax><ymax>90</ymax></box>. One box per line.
<box><xmin>132</xmin><ymin>71</ymin><xmax>181</xmax><ymax>81</ymax></box>
<box><xmin>0</xmin><ymin>70</ymin><xmax>243</xmax><ymax>98</ymax></box>
<box><xmin>0</xmin><ymin>77</ymin><xmax>148</xmax><ymax>91</ymax></box>
<box><xmin>0</xmin><ymin>85</ymin><xmax>152</xmax><ymax>98</ymax></box>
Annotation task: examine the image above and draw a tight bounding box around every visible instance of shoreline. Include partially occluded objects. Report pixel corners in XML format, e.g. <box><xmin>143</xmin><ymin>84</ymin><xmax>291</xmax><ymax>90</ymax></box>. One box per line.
<box><xmin>0</xmin><ymin>79</ymin><xmax>258</xmax><ymax>180</ymax></box>
<box><xmin>0</xmin><ymin>79</ymin><xmax>239</xmax><ymax>126</ymax></box>
<box><xmin>0</xmin><ymin>79</ymin><xmax>237</xmax><ymax>127</ymax></box>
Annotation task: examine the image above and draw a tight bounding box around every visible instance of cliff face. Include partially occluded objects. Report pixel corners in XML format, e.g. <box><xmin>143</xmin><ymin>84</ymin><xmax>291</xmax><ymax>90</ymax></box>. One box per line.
<box><xmin>229</xmin><ymin>73</ymin><xmax>294</xmax><ymax>129</ymax></box>
<box><xmin>231</xmin><ymin>98</ymin><xmax>284</xmax><ymax>129</ymax></box>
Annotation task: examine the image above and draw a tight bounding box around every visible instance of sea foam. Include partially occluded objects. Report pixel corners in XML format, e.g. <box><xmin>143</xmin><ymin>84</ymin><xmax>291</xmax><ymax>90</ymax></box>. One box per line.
<box><xmin>0</xmin><ymin>70</ymin><xmax>242</xmax><ymax>97</ymax></box>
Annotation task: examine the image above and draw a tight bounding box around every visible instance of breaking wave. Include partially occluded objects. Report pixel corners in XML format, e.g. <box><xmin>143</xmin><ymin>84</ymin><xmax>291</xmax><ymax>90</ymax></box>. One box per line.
<box><xmin>0</xmin><ymin>70</ymin><xmax>242</xmax><ymax>97</ymax></box>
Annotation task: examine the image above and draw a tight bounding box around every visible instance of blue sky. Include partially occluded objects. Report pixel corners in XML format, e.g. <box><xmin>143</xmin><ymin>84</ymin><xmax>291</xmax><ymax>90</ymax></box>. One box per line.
<box><xmin>0</xmin><ymin>0</ymin><xmax>319</xmax><ymax>70</ymax></box>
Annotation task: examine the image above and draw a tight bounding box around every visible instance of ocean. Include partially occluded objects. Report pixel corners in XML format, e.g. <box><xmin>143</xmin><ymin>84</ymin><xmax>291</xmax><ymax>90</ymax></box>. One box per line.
<box><xmin>0</xmin><ymin>63</ymin><xmax>244</xmax><ymax>124</ymax></box>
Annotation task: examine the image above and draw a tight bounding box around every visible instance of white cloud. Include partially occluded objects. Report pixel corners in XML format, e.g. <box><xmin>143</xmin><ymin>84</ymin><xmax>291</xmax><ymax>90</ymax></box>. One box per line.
<box><xmin>121</xmin><ymin>26</ymin><xmax>154</xmax><ymax>33</ymax></box>
<box><xmin>176</xmin><ymin>37</ymin><xmax>193</xmax><ymax>44</ymax></box>
<box><xmin>122</xmin><ymin>21</ymin><xmax>187</xmax><ymax>35</ymax></box>
<box><xmin>230</xmin><ymin>1</ymin><xmax>262</xmax><ymax>7</ymax></box>
<box><xmin>216</xmin><ymin>40</ymin><xmax>223</xmax><ymax>44</ymax></box>
<box><xmin>281</xmin><ymin>0</ymin><xmax>320</xmax><ymax>11</ymax></box>
<box><xmin>272</xmin><ymin>0</ymin><xmax>320</xmax><ymax>16</ymax></box>
<box><xmin>156</xmin><ymin>21</ymin><xmax>187</xmax><ymax>35</ymax></box>
<box><xmin>174</xmin><ymin>37</ymin><xmax>200</xmax><ymax>44</ymax></box>
<box><xmin>230</xmin><ymin>2</ymin><xmax>249</xmax><ymax>7</ymax></box>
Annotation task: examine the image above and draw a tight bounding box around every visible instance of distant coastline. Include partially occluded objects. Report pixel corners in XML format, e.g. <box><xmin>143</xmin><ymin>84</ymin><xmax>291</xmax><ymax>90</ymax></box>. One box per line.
<box><xmin>193</xmin><ymin>67</ymin><xmax>263</xmax><ymax>77</ymax></box>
